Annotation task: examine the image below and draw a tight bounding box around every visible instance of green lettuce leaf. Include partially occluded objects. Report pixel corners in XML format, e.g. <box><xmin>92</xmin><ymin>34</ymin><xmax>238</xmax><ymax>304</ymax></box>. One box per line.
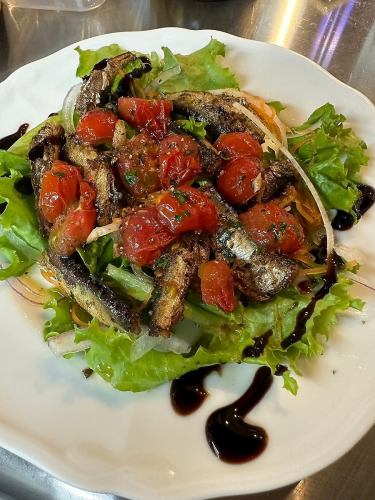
<box><xmin>77</xmin><ymin>234</ymin><xmax>116</xmax><ymax>275</ymax></box>
<box><xmin>267</xmin><ymin>101</ymin><xmax>286</xmax><ymax>114</ymax></box>
<box><xmin>75</xmin><ymin>44</ymin><xmax>125</xmax><ymax>78</ymax></box>
<box><xmin>74</xmin><ymin>274</ymin><xmax>360</xmax><ymax>393</ymax></box>
<box><xmin>156</xmin><ymin>39</ymin><xmax>239</xmax><ymax>94</ymax></box>
<box><xmin>75</xmin><ymin>40</ymin><xmax>239</xmax><ymax>96</ymax></box>
<box><xmin>174</xmin><ymin>117</ymin><xmax>207</xmax><ymax>139</ymax></box>
<box><xmin>43</xmin><ymin>288</ymin><xmax>74</xmax><ymax>340</ymax></box>
<box><xmin>0</xmin><ymin>151</ymin><xmax>30</xmax><ymax>176</ymax></box>
<box><xmin>289</xmin><ymin>103</ymin><xmax>368</xmax><ymax>212</ymax></box>
<box><xmin>8</xmin><ymin>114</ymin><xmax>62</xmax><ymax>158</ymax></box>
<box><xmin>0</xmin><ymin>164</ymin><xmax>46</xmax><ymax>279</ymax></box>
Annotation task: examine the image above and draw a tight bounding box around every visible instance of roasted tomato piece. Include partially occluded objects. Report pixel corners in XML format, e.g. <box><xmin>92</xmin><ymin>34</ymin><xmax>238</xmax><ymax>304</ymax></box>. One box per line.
<box><xmin>240</xmin><ymin>202</ymin><xmax>304</xmax><ymax>254</ymax></box>
<box><xmin>217</xmin><ymin>157</ymin><xmax>261</xmax><ymax>206</ymax></box>
<box><xmin>39</xmin><ymin>160</ymin><xmax>82</xmax><ymax>223</ymax></box>
<box><xmin>118</xmin><ymin>97</ymin><xmax>172</xmax><ymax>140</ymax></box>
<box><xmin>121</xmin><ymin>207</ymin><xmax>176</xmax><ymax>266</ymax></box>
<box><xmin>117</xmin><ymin>133</ymin><xmax>161</xmax><ymax>198</ymax></box>
<box><xmin>49</xmin><ymin>182</ymin><xmax>97</xmax><ymax>256</ymax></box>
<box><xmin>157</xmin><ymin>185</ymin><xmax>218</xmax><ymax>235</ymax></box>
<box><xmin>214</xmin><ymin>132</ymin><xmax>262</xmax><ymax>160</ymax></box>
<box><xmin>199</xmin><ymin>260</ymin><xmax>236</xmax><ymax>313</ymax></box>
<box><xmin>76</xmin><ymin>109</ymin><xmax>118</xmax><ymax>145</ymax></box>
<box><xmin>159</xmin><ymin>134</ymin><xmax>201</xmax><ymax>188</ymax></box>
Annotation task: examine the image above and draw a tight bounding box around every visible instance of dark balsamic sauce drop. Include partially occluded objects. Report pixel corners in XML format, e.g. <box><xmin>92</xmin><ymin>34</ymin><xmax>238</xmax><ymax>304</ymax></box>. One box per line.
<box><xmin>170</xmin><ymin>365</ymin><xmax>220</xmax><ymax>415</ymax></box>
<box><xmin>281</xmin><ymin>254</ymin><xmax>337</xmax><ymax>349</ymax></box>
<box><xmin>274</xmin><ymin>364</ymin><xmax>288</xmax><ymax>376</ymax></box>
<box><xmin>331</xmin><ymin>210</ymin><xmax>355</xmax><ymax>231</ymax></box>
<box><xmin>355</xmin><ymin>184</ymin><xmax>375</xmax><ymax>217</ymax></box>
<box><xmin>331</xmin><ymin>184</ymin><xmax>375</xmax><ymax>231</ymax></box>
<box><xmin>0</xmin><ymin>123</ymin><xmax>29</xmax><ymax>150</ymax></box>
<box><xmin>205</xmin><ymin>366</ymin><xmax>273</xmax><ymax>463</ymax></box>
<box><xmin>242</xmin><ymin>330</ymin><xmax>272</xmax><ymax>358</ymax></box>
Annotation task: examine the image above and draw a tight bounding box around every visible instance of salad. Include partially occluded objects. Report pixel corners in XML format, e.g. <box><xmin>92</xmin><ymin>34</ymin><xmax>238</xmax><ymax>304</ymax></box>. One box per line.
<box><xmin>0</xmin><ymin>39</ymin><xmax>371</xmax><ymax>396</ymax></box>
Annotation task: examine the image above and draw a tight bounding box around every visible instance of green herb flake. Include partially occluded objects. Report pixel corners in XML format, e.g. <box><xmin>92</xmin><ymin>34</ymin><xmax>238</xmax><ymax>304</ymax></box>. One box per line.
<box><xmin>155</xmin><ymin>254</ymin><xmax>170</xmax><ymax>269</ymax></box>
<box><xmin>124</xmin><ymin>170</ymin><xmax>138</xmax><ymax>186</ymax></box>
<box><xmin>172</xmin><ymin>190</ymin><xmax>187</xmax><ymax>204</ymax></box>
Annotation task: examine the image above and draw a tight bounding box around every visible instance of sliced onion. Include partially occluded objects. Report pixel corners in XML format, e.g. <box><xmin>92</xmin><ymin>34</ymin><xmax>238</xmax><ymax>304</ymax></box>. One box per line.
<box><xmin>62</xmin><ymin>83</ymin><xmax>81</xmax><ymax>133</ymax></box>
<box><xmin>146</xmin><ymin>65</ymin><xmax>181</xmax><ymax>93</ymax></box>
<box><xmin>154</xmin><ymin>336</ymin><xmax>191</xmax><ymax>354</ymax></box>
<box><xmin>86</xmin><ymin>219</ymin><xmax>121</xmax><ymax>244</ymax></box>
<box><xmin>232</xmin><ymin>101</ymin><xmax>335</xmax><ymax>257</ymax></box>
<box><xmin>130</xmin><ymin>328</ymin><xmax>191</xmax><ymax>361</ymax></box>
<box><xmin>7</xmin><ymin>277</ymin><xmax>47</xmax><ymax>305</ymax></box>
<box><xmin>48</xmin><ymin>331</ymin><xmax>92</xmax><ymax>357</ymax></box>
<box><xmin>209</xmin><ymin>88</ymin><xmax>287</xmax><ymax>146</ymax></box>
<box><xmin>130</xmin><ymin>331</ymin><xmax>161</xmax><ymax>361</ymax></box>
<box><xmin>346</xmin><ymin>272</ymin><xmax>375</xmax><ymax>292</ymax></box>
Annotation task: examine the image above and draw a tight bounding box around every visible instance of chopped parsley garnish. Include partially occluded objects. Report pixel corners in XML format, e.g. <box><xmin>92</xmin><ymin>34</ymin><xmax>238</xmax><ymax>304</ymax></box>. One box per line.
<box><xmin>172</xmin><ymin>190</ymin><xmax>188</xmax><ymax>204</ymax></box>
<box><xmin>268</xmin><ymin>222</ymin><xmax>288</xmax><ymax>241</ymax></box>
<box><xmin>124</xmin><ymin>170</ymin><xmax>138</xmax><ymax>186</ymax></box>
<box><xmin>155</xmin><ymin>254</ymin><xmax>170</xmax><ymax>269</ymax></box>
<box><xmin>174</xmin><ymin>210</ymin><xmax>191</xmax><ymax>222</ymax></box>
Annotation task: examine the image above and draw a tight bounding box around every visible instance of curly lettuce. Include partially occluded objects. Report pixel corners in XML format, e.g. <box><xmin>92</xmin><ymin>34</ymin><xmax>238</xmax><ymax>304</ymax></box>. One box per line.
<box><xmin>71</xmin><ymin>273</ymin><xmax>362</xmax><ymax>394</ymax></box>
<box><xmin>0</xmin><ymin>158</ymin><xmax>46</xmax><ymax>279</ymax></box>
<box><xmin>289</xmin><ymin>103</ymin><xmax>368</xmax><ymax>212</ymax></box>
<box><xmin>75</xmin><ymin>39</ymin><xmax>239</xmax><ymax>96</ymax></box>
<box><xmin>43</xmin><ymin>288</ymin><xmax>74</xmax><ymax>340</ymax></box>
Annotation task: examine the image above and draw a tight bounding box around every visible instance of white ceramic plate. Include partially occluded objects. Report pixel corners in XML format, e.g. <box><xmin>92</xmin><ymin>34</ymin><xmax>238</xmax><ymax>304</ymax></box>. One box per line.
<box><xmin>0</xmin><ymin>28</ymin><xmax>374</xmax><ymax>500</ymax></box>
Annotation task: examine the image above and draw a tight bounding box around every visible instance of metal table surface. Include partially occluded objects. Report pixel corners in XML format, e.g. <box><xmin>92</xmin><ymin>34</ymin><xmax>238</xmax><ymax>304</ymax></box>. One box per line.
<box><xmin>0</xmin><ymin>1</ymin><xmax>374</xmax><ymax>499</ymax></box>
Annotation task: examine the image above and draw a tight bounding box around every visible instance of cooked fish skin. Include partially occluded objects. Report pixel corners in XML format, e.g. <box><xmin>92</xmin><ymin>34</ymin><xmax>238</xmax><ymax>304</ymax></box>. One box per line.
<box><xmin>65</xmin><ymin>134</ymin><xmax>122</xmax><ymax>225</ymax></box>
<box><xmin>29</xmin><ymin>123</ymin><xmax>65</xmax><ymax>237</ymax></box>
<box><xmin>232</xmin><ymin>256</ymin><xmax>299</xmax><ymax>301</ymax></box>
<box><xmin>149</xmin><ymin>234</ymin><xmax>210</xmax><ymax>337</ymax></box>
<box><xmin>200</xmin><ymin>183</ymin><xmax>258</xmax><ymax>261</ymax></box>
<box><xmin>168</xmin><ymin>91</ymin><xmax>264</xmax><ymax>142</ymax></box>
<box><xmin>201</xmin><ymin>183</ymin><xmax>298</xmax><ymax>299</ymax></box>
<box><xmin>168</xmin><ymin>122</ymin><xmax>223</xmax><ymax>176</ymax></box>
<box><xmin>261</xmin><ymin>160</ymin><xmax>296</xmax><ymax>202</ymax></box>
<box><xmin>112</xmin><ymin>119</ymin><xmax>128</xmax><ymax>149</ymax></box>
<box><xmin>42</xmin><ymin>252</ymin><xmax>140</xmax><ymax>333</ymax></box>
<box><xmin>75</xmin><ymin>52</ymin><xmax>149</xmax><ymax>116</ymax></box>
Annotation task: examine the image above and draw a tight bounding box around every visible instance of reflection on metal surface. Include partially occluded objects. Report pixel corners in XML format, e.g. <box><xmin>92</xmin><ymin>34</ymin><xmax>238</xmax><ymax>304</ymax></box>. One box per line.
<box><xmin>270</xmin><ymin>0</ymin><xmax>304</xmax><ymax>47</ymax></box>
<box><xmin>315</xmin><ymin>0</ymin><xmax>351</xmax><ymax>14</ymax></box>
<box><xmin>310</xmin><ymin>0</ymin><xmax>356</xmax><ymax>67</ymax></box>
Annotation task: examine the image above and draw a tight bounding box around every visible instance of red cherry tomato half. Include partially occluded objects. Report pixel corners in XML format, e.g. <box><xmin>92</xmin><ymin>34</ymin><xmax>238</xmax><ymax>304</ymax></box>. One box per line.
<box><xmin>199</xmin><ymin>260</ymin><xmax>236</xmax><ymax>313</ymax></box>
<box><xmin>79</xmin><ymin>181</ymin><xmax>96</xmax><ymax>210</ymax></box>
<box><xmin>121</xmin><ymin>207</ymin><xmax>176</xmax><ymax>266</ymax></box>
<box><xmin>157</xmin><ymin>185</ymin><xmax>218</xmax><ymax>235</ymax></box>
<box><xmin>39</xmin><ymin>160</ymin><xmax>82</xmax><ymax>223</ymax></box>
<box><xmin>214</xmin><ymin>132</ymin><xmax>263</xmax><ymax>160</ymax></box>
<box><xmin>118</xmin><ymin>97</ymin><xmax>173</xmax><ymax>140</ymax></box>
<box><xmin>240</xmin><ymin>202</ymin><xmax>305</xmax><ymax>254</ymax></box>
<box><xmin>76</xmin><ymin>109</ymin><xmax>118</xmax><ymax>145</ymax></box>
<box><xmin>49</xmin><ymin>208</ymin><xmax>97</xmax><ymax>257</ymax></box>
<box><xmin>49</xmin><ymin>182</ymin><xmax>97</xmax><ymax>257</ymax></box>
<box><xmin>117</xmin><ymin>133</ymin><xmax>161</xmax><ymax>198</ymax></box>
<box><xmin>159</xmin><ymin>134</ymin><xmax>202</xmax><ymax>188</ymax></box>
<box><xmin>217</xmin><ymin>157</ymin><xmax>261</xmax><ymax>206</ymax></box>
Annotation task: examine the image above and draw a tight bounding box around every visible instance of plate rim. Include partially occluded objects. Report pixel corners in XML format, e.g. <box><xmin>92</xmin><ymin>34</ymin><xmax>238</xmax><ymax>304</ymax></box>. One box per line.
<box><xmin>0</xmin><ymin>27</ymin><xmax>374</xmax><ymax>500</ymax></box>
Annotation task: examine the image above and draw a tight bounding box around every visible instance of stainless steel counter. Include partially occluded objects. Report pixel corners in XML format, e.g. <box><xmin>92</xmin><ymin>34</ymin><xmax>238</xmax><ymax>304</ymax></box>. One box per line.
<box><xmin>0</xmin><ymin>1</ymin><xmax>374</xmax><ymax>499</ymax></box>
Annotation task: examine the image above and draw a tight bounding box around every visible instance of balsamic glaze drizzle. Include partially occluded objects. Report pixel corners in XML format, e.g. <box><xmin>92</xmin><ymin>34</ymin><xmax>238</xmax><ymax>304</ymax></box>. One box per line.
<box><xmin>331</xmin><ymin>184</ymin><xmax>375</xmax><ymax>231</ymax></box>
<box><xmin>242</xmin><ymin>330</ymin><xmax>272</xmax><ymax>358</ymax></box>
<box><xmin>205</xmin><ymin>367</ymin><xmax>273</xmax><ymax>463</ymax></box>
<box><xmin>281</xmin><ymin>254</ymin><xmax>337</xmax><ymax>349</ymax></box>
<box><xmin>170</xmin><ymin>365</ymin><xmax>220</xmax><ymax>415</ymax></box>
<box><xmin>0</xmin><ymin>123</ymin><xmax>29</xmax><ymax>150</ymax></box>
